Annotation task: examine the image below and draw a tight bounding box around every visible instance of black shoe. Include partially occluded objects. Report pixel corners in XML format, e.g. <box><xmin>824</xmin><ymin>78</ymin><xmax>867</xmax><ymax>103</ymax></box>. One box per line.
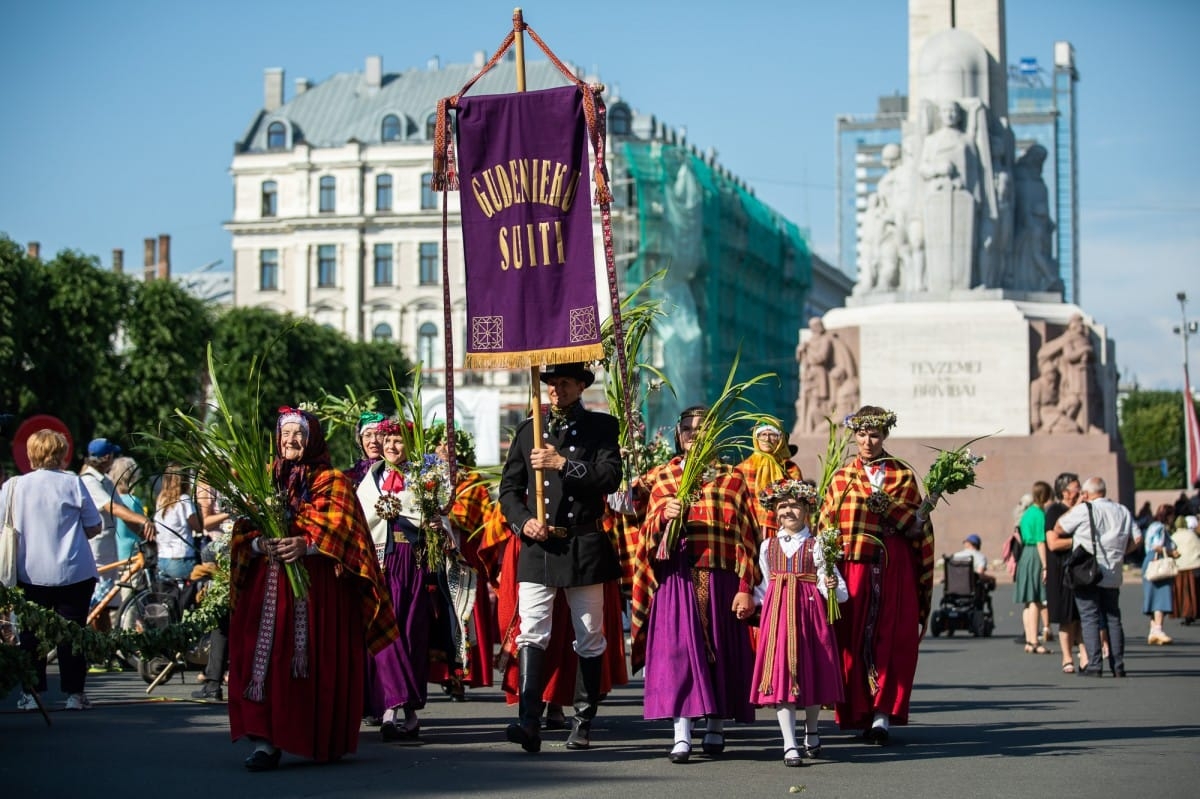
<box><xmin>701</xmin><ymin>732</ymin><xmax>725</xmax><ymax>756</ymax></box>
<box><xmin>244</xmin><ymin>749</ymin><xmax>281</xmax><ymax>772</ymax></box>
<box><xmin>506</xmin><ymin>720</ymin><xmax>542</xmax><ymax>753</ymax></box>
<box><xmin>668</xmin><ymin>741</ymin><xmax>691</xmax><ymax>764</ymax></box>
<box><xmin>565</xmin><ymin>717</ymin><xmax>591</xmax><ymax>750</ymax></box>
<box><xmin>191</xmin><ymin>682</ymin><xmax>223</xmax><ymax>701</ymax></box>
<box><xmin>541</xmin><ymin>715</ymin><xmax>568</xmax><ymax>730</ymax></box>
<box><xmin>865</xmin><ymin>726</ymin><xmax>890</xmax><ymax>746</ymax></box>
<box><xmin>1113</xmin><ymin>669</ymin><xmax>1128</xmax><ymax>678</ymax></box>
<box><xmin>784</xmin><ymin>747</ymin><xmax>804</xmax><ymax>767</ymax></box>
<box><xmin>804</xmin><ymin>733</ymin><xmax>822</xmax><ymax>759</ymax></box>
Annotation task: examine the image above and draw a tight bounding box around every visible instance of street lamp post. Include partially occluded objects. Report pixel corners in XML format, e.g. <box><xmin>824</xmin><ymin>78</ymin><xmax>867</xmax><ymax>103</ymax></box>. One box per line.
<box><xmin>1175</xmin><ymin>291</ymin><xmax>1199</xmax><ymax>489</ymax></box>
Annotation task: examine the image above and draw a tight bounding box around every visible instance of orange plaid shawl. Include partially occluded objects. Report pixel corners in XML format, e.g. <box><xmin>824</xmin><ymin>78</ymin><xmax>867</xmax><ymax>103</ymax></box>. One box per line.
<box><xmin>230</xmin><ymin>466</ymin><xmax>398</xmax><ymax>655</ymax></box>
<box><xmin>629</xmin><ymin>458</ymin><xmax>761</xmax><ymax>671</ymax></box>
<box><xmin>736</xmin><ymin>455</ymin><xmax>803</xmax><ymax>540</ymax></box>
<box><xmin>818</xmin><ymin>455</ymin><xmax>935</xmax><ymax>626</ymax></box>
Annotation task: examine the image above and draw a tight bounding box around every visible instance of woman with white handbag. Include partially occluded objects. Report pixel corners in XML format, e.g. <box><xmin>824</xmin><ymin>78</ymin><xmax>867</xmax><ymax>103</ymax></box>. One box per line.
<box><xmin>1141</xmin><ymin>505</ymin><xmax>1180</xmax><ymax>645</ymax></box>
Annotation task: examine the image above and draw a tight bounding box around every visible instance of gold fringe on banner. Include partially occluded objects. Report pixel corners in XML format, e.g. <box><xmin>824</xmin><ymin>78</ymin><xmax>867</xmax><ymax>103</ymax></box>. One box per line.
<box><xmin>465</xmin><ymin>343</ymin><xmax>604</xmax><ymax>371</ymax></box>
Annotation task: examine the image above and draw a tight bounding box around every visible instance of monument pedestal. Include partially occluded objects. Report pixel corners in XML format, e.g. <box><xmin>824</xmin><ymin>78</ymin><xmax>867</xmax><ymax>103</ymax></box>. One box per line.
<box><xmin>791</xmin><ymin>297</ymin><xmax>1131</xmax><ymax>563</ymax></box>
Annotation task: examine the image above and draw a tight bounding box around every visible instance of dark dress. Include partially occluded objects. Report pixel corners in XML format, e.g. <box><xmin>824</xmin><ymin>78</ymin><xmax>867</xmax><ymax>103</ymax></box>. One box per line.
<box><xmin>1044</xmin><ymin>501</ymin><xmax>1079</xmax><ymax>625</ymax></box>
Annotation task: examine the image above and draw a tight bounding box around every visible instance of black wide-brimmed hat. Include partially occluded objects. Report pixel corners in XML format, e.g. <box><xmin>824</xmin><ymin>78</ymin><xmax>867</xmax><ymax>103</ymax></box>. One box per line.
<box><xmin>540</xmin><ymin>362</ymin><xmax>595</xmax><ymax>387</ymax></box>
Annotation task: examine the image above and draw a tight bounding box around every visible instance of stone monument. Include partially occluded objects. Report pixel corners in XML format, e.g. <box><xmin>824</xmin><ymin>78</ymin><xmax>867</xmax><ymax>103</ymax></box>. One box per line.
<box><xmin>792</xmin><ymin>0</ymin><xmax>1131</xmax><ymax>559</ymax></box>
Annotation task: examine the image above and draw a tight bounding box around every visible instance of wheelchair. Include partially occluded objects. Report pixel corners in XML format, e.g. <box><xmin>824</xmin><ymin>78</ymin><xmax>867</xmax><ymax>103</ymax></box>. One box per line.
<box><xmin>929</xmin><ymin>555</ymin><xmax>995</xmax><ymax>637</ymax></box>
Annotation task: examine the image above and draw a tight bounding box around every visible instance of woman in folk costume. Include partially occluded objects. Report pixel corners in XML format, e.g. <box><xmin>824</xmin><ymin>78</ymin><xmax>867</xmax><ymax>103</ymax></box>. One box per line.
<box><xmin>424</xmin><ymin>422</ymin><xmax>496</xmax><ymax>698</ymax></box>
<box><xmin>736</xmin><ymin>417</ymin><xmax>804</xmax><ymax>541</ymax></box>
<box><xmin>819</xmin><ymin>406</ymin><xmax>935</xmax><ymax>745</ymax></box>
<box><xmin>631</xmin><ymin>405</ymin><xmax>761</xmax><ymax>764</ymax></box>
<box><xmin>228</xmin><ymin>408</ymin><xmax>396</xmax><ymax>771</ymax></box>
<box><xmin>751</xmin><ymin>479</ymin><xmax>846</xmax><ymax>768</ymax></box>
<box><xmin>343</xmin><ymin>411</ymin><xmax>386</xmax><ymax>488</ymax></box>
<box><xmin>355</xmin><ymin>418</ymin><xmax>431</xmax><ymax>741</ymax></box>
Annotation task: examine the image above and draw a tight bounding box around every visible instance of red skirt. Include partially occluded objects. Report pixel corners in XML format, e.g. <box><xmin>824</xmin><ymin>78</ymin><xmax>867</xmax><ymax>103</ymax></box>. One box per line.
<box><xmin>228</xmin><ymin>555</ymin><xmax>365</xmax><ymax>762</ymax></box>
<box><xmin>833</xmin><ymin>536</ymin><xmax>922</xmax><ymax>730</ymax></box>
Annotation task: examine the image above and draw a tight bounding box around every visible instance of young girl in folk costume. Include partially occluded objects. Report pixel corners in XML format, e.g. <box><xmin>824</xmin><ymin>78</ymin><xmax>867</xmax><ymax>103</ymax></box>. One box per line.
<box><xmin>752</xmin><ymin>479</ymin><xmax>847</xmax><ymax>767</ymax></box>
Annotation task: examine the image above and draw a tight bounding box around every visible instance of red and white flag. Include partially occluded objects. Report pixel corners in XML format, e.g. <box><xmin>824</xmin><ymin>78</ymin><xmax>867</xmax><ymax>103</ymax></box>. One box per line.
<box><xmin>1185</xmin><ymin>367</ymin><xmax>1200</xmax><ymax>488</ymax></box>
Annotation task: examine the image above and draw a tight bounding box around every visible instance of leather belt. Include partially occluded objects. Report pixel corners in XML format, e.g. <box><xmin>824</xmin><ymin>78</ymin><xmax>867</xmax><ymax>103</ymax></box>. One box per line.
<box><xmin>547</xmin><ymin>520</ymin><xmax>603</xmax><ymax>539</ymax></box>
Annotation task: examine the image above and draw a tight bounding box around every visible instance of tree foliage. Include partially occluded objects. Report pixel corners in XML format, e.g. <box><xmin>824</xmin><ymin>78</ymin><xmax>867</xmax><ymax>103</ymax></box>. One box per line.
<box><xmin>1119</xmin><ymin>388</ymin><xmax>1197</xmax><ymax>490</ymax></box>
<box><xmin>1</xmin><ymin>235</ymin><xmax>413</xmax><ymax>474</ymax></box>
<box><xmin>208</xmin><ymin>307</ymin><xmax>412</xmax><ymax>467</ymax></box>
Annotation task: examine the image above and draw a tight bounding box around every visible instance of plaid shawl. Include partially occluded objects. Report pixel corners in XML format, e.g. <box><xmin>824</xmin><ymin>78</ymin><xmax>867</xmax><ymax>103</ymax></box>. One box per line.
<box><xmin>447</xmin><ymin>470</ymin><xmax>493</xmax><ymax>572</ymax></box>
<box><xmin>629</xmin><ymin>458</ymin><xmax>761</xmax><ymax>671</ymax></box>
<box><xmin>818</xmin><ymin>455</ymin><xmax>936</xmax><ymax>626</ymax></box>
<box><xmin>736</xmin><ymin>456</ymin><xmax>804</xmax><ymax>540</ymax></box>
<box><xmin>230</xmin><ymin>465</ymin><xmax>399</xmax><ymax>655</ymax></box>
<box><xmin>474</xmin><ymin>501</ymin><xmax>511</xmax><ymax>587</ymax></box>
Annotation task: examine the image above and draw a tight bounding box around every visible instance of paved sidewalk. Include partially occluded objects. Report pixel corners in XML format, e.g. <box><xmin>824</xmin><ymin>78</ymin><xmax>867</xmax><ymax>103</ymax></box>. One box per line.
<box><xmin>2</xmin><ymin>583</ymin><xmax>1196</xmax><ymax>799</ymax></box>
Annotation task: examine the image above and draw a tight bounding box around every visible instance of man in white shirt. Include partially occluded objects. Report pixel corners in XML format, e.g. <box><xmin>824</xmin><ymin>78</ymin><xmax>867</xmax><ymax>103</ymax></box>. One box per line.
<box><xmin>1052</xmin><ymin>476</ymin><xmax>1137</xmax><ymax>677</ymax></box>
<box><xmin>79</xmin><ymin>438</ymin><xmax>155</xmax><ymax>625</ymax></box>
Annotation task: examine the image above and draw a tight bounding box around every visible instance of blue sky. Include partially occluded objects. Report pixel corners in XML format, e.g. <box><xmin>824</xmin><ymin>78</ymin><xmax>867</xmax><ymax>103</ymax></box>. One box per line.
<box><xmin>2</xmin><ymin>0</ymin><xmax>1197</xmax><ymax>389</ymax></box>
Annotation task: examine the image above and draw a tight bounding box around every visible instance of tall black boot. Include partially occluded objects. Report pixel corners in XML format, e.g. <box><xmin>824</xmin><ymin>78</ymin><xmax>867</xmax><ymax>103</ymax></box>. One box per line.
<box><xmin>505</xmin><ymin>646</ymin><xmax>545</xmax><ymax>753</ymax></box>
<box><xmin>566</xmin><ymin>655</ymin><xmax>604</xmax><ymax>750</ymax></box>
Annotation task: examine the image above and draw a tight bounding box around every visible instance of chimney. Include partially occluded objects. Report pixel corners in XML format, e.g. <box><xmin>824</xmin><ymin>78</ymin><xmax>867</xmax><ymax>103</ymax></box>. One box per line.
<box><xmin>143</xmin><ymin>237</ymin><xmax>157</xmax><ymax>281</ymax></box>
<box><xmin>264</xmin><ymin>67</ymin><xmax>285</xmax><ymax>111</ymax></box>
<box><xmin>473</xmin><ymin>50</ymin><xmax>486</xmax><ymax>68</ymax></box>
<box><xmin>294</xmin><ymin>77</ymin><xmax>311</xmax><ymax>95</ymax></box>
<box><xmin>157</xmin><ymin>234</ymin><xmax>171</xmax><ymax>280</ymax></box>
<box><xmin>427</xmin><ymin>55</ymin><xmax>440</xmax><ymax>71</ymax></box>
<box><xmin>365</xmin><ymin>55</ymin><xmax>382</xmax><ymax>90</ymax></box>
<box><xmin>26</xmin><ymin>242</ymin><xmax>40</xmax><ymax>260</ymax></box>
<box><xmin>112</xmin><ymin>248</ymin><xmax>124</xmax><ymax>274</ymax></box>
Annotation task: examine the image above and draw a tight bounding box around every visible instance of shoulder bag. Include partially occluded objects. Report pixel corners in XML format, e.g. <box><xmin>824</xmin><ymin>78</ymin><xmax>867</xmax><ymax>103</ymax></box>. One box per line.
<box><xmin>1144</xmin><ymin>527</ymin><xmax>1179</xmax><ymax>582</ymax></box>
<box><xmin>1</xmin><ymin>477</ymin><xmax>20</xmax><ymax>588</ymax></box>
<box><xmin>1064</xmin><ymin>501</ymin><xmax>1105</xmax><ymax>591</ymax></box>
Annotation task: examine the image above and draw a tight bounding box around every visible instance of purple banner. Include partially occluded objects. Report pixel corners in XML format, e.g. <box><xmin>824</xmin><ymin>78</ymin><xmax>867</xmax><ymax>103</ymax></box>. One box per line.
<box><xmin>457</xmin><ymin>84</ymin><xmax>603</xmax><ymax>368</ymax></box>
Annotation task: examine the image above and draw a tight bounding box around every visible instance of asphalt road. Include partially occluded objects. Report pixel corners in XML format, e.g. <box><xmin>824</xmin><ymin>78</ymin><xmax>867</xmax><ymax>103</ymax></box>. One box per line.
<box><xmin>3</xmin><ymin>579</ymin><xmax>1197</xmax><ymax>799</ymax></box>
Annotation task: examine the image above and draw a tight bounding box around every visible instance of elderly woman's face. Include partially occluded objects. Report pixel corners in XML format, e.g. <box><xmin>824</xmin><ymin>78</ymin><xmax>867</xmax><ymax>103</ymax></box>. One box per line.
<box><xmin>360</xmin><ymin>427</ymin><xmax>383</xmax><ymax>459</ymax></box>
<box><xmin>279</xmin><ymin>422</ymin><xmax>307</xmax><ymax>462</ymax></box>
<box><xmin>382</xmin><ymin>434</ymin><xmax>406</xmax><ymax>466</ymax></box>
<box><xmin>855</xmin><ymin>428</ymin><xmax>885</xmax><ymax>461</ymax></box>
<box><xmin>756</xmin><ymin>430</ymin><xmax>781</xmax><ymax>453</ymax></box>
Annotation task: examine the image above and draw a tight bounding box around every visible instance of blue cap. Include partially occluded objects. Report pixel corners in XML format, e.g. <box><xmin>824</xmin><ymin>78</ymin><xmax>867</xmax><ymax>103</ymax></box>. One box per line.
<box><xmin>964</xmin><ymin>534</ymin><xmax>982</xmax><ymax>548</ymax></box>
<box><xmin>87</xmin><ymin>438</ymin><xmax>121</xmax><ymax>458</ymax></box>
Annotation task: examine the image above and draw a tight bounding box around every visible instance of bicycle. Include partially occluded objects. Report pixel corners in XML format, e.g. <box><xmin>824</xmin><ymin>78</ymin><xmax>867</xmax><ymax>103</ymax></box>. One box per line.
<box><xmin>88</xmin><ymin>542</ymin><xmax>210</xmax><ymax>686</ymax></box>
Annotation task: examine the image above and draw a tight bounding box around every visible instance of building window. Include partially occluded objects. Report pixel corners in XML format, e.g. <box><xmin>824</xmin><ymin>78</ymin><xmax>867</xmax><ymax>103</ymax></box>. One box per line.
<box><xmin>426</xmin><ymin>112</ymin><xmax>438</xmax><ymax>140</ymax></box>
<box><xmin>419</xmin><ymin>242</ymin><xmax>438</xmax><ymax>285</ymax></box>
<box><xmin>373</xmin><ymin>243</ymin><xmax>393</xmax><ymax>286</ymax></box>
<box><xmin>267</xmin><ymin>121</ymin><xmax>286</xmax><ymax>150</ymax></box>
<box><xmin>259</xmin><ymin>249</ymin><xmax>279</xmax><ymax>291</ymax></box>
<box><xmin>317</xmin><ymin>244</ymin><xmax>337</xmax><ymax>287</ymax></box>
<box><xmin>418</xmin><ymin>322</ymin><xmax>437</xmax><ymax>369</ymax></box>
<box><xmin>381</xmin><ymin>114</ymin><xmax>402</xmax><ymax>142</ymax></box>
<box><xmin>608</xmin><ymin>104</ymin><xmax>632</xmax><ymax>136</ymax></box>
<box><xmin>261</xmin><ymin>180</ymin><xmax>277</xmax><ymax>217</ymax></box>
<box><xmin>373</xmin><ymin>322</ymin><xmax>393</xmax><ymax>341</ymax></box>
<box><xmin>420</xmin><ymin>172</ymin><xmax>437</xmax><ymax>210</ymax></box>
<box><xmin>376</xmin><ymin>174</ymin><xmax>393</xmax><ymax>212</ymax></box>
<box><xmin>319</xmin><ymin>175</ymin><xmax>336</xmax><ymax>213</ymax></box>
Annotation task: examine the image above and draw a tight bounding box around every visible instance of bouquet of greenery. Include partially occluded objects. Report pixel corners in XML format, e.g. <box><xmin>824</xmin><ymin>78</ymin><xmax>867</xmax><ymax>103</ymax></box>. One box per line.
<box><xmin>920</xmin><ymin>434</ymin><xmax>990</xmax><ymax>516</ymax></box>
<box><xmin>156</xmin><ymin>345</ymin><xmax>309</xmax><ymax>599</ymax></box>
<box><xmin>658</xmin><ymin>353</ymin><xmax>776</xmax><ymax>558</ymax></box>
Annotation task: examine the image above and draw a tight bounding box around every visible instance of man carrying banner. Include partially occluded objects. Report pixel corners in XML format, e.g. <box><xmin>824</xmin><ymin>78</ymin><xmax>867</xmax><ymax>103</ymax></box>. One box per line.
<box><xmin>499</xmin><ymin>362</ymin><xmax>622</xmax><ymax>753</ymax></box>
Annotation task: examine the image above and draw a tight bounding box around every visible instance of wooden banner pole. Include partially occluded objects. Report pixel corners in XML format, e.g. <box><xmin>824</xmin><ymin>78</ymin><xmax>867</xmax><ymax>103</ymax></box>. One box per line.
<box><xmin>512</xmin><ymin>7</ymin><xmax>545</xmax><ymax>525</ymax></box>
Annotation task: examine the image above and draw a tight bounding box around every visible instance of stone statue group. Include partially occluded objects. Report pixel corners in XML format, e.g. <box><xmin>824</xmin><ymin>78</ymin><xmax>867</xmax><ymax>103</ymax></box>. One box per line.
<box><xmin>856</xmin><ymin>102</ymin><xmax>1061</xmax><ymax>296</ymax></box>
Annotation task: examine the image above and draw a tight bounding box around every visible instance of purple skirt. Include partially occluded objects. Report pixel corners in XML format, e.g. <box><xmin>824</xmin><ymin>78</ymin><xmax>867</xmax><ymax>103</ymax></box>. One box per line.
<box><xmin>750</xmin><ymin>579</ymin><xmax>844</xmax><ymax>707</ymax></box>
<box><xmin>642</xmin><ymin>547</ymin><xmax>755</xmax><ymax>722</ymax></box>
<box><xmin>367</xmin><ymin>543</ymin><xmax>430</xmax><ymax>713</ymax></box>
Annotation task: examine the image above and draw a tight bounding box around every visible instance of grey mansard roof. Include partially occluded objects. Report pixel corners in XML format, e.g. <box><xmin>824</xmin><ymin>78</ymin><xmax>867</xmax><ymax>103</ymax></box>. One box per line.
<box><xmin>236</xmin><ymin>59</ymin><xmax>584</xmax><ymax>153</ymax></box>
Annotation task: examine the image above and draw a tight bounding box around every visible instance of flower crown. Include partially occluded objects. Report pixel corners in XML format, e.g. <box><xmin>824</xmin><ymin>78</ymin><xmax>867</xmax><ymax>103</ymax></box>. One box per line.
<box><xmin>758</xmin><ymin>478</ymin><xmax>819</xmax><ymax>509</ymax></box>
<box><xmin>843</xmin><ymin>409</ymin><xmax>898</xmax><ymax>433</ymax></box>
<box><xmin>376</xmin><ymin>418</ymin><xmax>410</xmax><ymax>436</ymax></box>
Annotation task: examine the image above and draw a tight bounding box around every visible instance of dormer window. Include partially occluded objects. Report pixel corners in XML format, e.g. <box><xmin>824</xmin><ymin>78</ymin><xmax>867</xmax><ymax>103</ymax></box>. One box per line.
<box><xmin>382</xmin><ymin>114</ymin><xmax>402</xmax><ymax>142</ymax></box>
<box><xmin>608</xmin><ymin>104</ymin><xmax>632</xmax><ymax>137</ymax></box>
<box><xmin>267</xmin><ymin>121</ymin><xmax>287</xmax><ymax>150</ymax></box>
